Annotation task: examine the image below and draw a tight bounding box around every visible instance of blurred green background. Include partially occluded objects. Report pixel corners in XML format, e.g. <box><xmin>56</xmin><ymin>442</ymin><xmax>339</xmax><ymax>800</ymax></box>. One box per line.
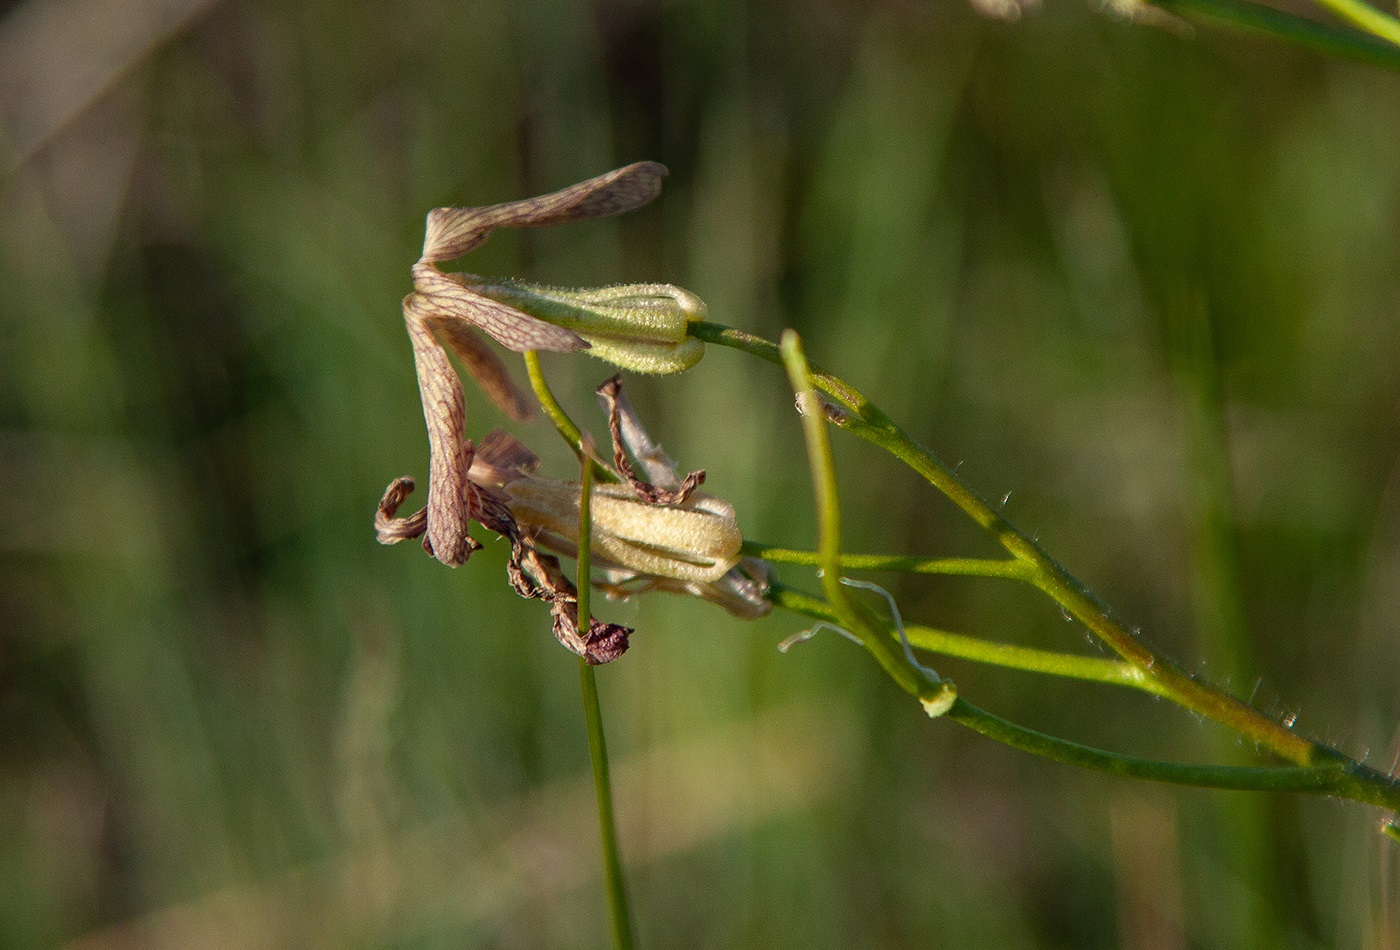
<box><xmin>3</xmin><ymin>0</ymin><xmax>1400</xmax><ymax>946</ymax></box>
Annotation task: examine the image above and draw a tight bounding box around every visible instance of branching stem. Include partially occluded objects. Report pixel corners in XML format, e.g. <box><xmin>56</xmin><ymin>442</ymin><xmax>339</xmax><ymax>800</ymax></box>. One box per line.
<box><xmin>693</xmin><ymin>321</ymin><xmax>1400</xmax><ymax>816</ymax></box>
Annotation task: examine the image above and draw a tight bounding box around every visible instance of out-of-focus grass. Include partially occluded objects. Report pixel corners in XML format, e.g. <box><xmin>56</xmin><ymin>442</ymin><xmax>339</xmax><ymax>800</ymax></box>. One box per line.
<box><xmin>2</xmin><ymin>0</ymin><xmax>1399</xmax><ymax>947</ymax></box>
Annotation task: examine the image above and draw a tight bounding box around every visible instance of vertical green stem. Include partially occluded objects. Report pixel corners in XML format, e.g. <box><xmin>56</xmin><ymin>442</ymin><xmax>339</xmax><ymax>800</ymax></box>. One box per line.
<box><xmin>779</xmin><ymin>330</ymin><xmax>956</xmax><ymax>715</ymax></box>
<box><xmin>576</xmin><ymin>418</ymin><xmax>636</xmax><ymax>950</ymax></box>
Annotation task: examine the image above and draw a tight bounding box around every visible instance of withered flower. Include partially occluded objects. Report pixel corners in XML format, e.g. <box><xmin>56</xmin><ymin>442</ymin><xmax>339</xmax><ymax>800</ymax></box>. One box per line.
<box><xmin>476</xmin><ymin>377</ymin><xmax>772</xmax><ymax>621</ymax></box>
<box><xmin>377</xmin><ymin>165</ymin><xmax>760</xmax><ymax>663</ymax></box>
<box><xmin>398</xmin><ymin>164</ymin><xmax>710</xmax><ymax>566</ymax></box>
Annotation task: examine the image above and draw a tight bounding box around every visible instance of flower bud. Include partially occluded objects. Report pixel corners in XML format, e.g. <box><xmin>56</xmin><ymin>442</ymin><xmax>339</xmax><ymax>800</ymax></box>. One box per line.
<box><xmin>466</xmin><ymin>279</ymin><xmax>707</xmax><ymax>374</ymax></box>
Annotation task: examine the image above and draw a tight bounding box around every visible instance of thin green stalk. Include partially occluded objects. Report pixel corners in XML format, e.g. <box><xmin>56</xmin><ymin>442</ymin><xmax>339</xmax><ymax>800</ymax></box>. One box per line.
<box><xmin>768</xmin><ymin>582</ymin><xmax>1167</xmax><ymax>695</ymax></box>
<box><xmin>945</xmin><ymin>698</ymin><xmax>1400</xmax><ymax>809</ymax></box>
<box><xmin>767</xmin><ymin>582</ymin><xmax>1400</xmax><ymax>810</ymax></box>
<box><xmin>741</xmin><ymin>541</ymin><xmax>1036</xmax><ymax>582</ymax></box>
<box><xmin>522</xmin><ymin>351</ymin><xmax>615</xmax><ymax>482</ymax></box>
<box><xmin>691</xmin><ymin>322</ymin><xmax>1393</xmax><ymax>785</ymax></box>
<box><xmin>779</xmin><ymin>330</ymin><xmax>956</xmax><ymax>715</ymax></box>
<box><xmin>576</xmin><ymin>452</ymin><xmax>636</xmax><ymax>950</ymax></box>
<box><xmin>1151</xmin><ymin>0</ymin><xmax>1400</xmax><ymax>67</ymax></box>
<box><xmin>1305</xmin><ymin>0</ymin><xmax>1400</xmax><ymax>47</ymax></box>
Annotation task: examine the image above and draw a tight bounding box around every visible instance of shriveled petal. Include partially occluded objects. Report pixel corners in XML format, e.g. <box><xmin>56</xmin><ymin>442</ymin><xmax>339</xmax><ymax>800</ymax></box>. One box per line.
<box><xmin>411</xmin><ymin>266</ymin><xmax>587</xmax><ymax>354</ymax></box>
<box><xmin>375</xmin><ymin>477</ymin><xmax>428</xmax><ymax>543</ymax></box>
<box><xmin>421</xmin><ymin>162</ymin><xmax>669</xmax><ymax>263</ymax></box>
<box><xmin>596</xmin><ymin>374</ymin><xmax>704</xmax><ymax>505</ymax></box>
<box><xmin>470</xmin><ymin>429</ymin><xmax>541</xmax><ymax>485</ymax></box>
<box><xmin>429</xmin><ymin>312</ymin><xmax>537</xmax><ymax>422</ymax></box>
<box><xmin>404</xmin><ymin>297</ymin><xmax>481</xmax><ymax>566</ymax></box>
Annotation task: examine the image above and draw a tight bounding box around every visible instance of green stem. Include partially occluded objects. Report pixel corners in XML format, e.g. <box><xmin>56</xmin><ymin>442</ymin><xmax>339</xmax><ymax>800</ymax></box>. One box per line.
<box><xmin>1151</xmin><ymin>0</ymin><xmax>1400</xmax><ymax>67</ymax></box>
<box><xmin>576</xmin><ymin>453</ymin><xmax>636</xmax><ymax>950</ymax></box>
<box><xmin>690</xmin><ymin>322</ymin><xmax>1350</xmax><ymax>768</ymax></box>
<box><xmin>945</xmin><ymin>698</ymin><xmax>1400</xmax><ymax>809</ymax></box>
<box><xmin>741</xmin><ymin>541</ymin><xmax>1035</xmax><ymax>582</ymax></box>
<box><xmin>769</xmin><ymin>582</ymin><xmax>1167</xmax><ymax>695</ymax></box>
<box><xmin>779</xmin><ymin>330</ymin><xmax>956</xmax><ymax>715</ymax></box>
<box><xmin>766</xmin><ymin>582</ymin><xmax>1400</xmax><ymax>810</ymax></box>
<box><xmin>522</xmin><ymin>352</ymin><xmax>616</xmax><ymax>482</ymax></box>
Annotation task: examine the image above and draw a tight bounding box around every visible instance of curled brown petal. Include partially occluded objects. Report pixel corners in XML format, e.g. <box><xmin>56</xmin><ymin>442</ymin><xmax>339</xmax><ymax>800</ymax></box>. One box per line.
<box><xmin>507</xmin><ymin>539</ymin><xmax>633</xmax><ymax>663</ymax></box>
<box><xmin>411</xmin><ymin>267</ymin><xmax>587</xmax><ymax>354</ymax></box>
<box><xmin>421</xmin><ymin>162</ymin><xmax>669</xmax><ymax>264</ymax></box>
<box><xmin>596</xmin><ymin>374</ymin><xmax>705</xmax><ymax>505</ymax></box>
<box><xmin>404</xmin><ymin>297</ymin><xmax>481</xmax><ymax>566</ymax></box>
<box><xmin>375</xmin><ymin>477</ymin><xmax>428</xmax><ymax>543</ymax></box>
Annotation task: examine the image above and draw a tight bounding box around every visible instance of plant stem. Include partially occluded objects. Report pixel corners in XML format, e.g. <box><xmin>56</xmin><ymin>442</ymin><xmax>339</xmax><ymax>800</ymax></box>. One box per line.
<box><xmin>768</xmin><ymin>583</ymin><xmax>1400</xmax><ymax>810</ymax></box>
<box><xmin>1151</xmin><ymin>0</ymin><xmax>1400</xmax><ymax>67</ymax></box>
<box><xmin>522</xmin><ymin>352</ymin><xmax>616</xmax><ymax>481</ymax></box>
<box><xmin>945</xmin><ymin>698</ymin><xmax>1400</xmax><ymax>809</ymax></box>
<box><xmin>769</xmin><ymin>582</ymin><xmax>1167</xmax><ymax>695</ymax></box>
<box><xmin>741</xmin><ymin>541</ymin><xmax>1035</xmax><ymax>582</ymax></box>
<box><xmin>576</xmin><ymin>450</ymin><xmax>636</xmax><ymax>950</ymax></box>
<box><xmin>690</xmin><ymin>322</ymin><xmax>1363</xmax><ymax>769</ymax></box>
<box><xmin>779</xmin><ymin>330</ymin><xmax>956</xmax><ymax>716</ymax></box>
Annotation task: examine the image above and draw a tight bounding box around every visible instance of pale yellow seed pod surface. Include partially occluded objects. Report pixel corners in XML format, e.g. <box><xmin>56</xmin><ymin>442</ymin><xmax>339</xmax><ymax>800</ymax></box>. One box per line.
<box><xmin>505</xmin><ymin>479</ymin><xmax>742</xmax><ymax>583</ymax></box>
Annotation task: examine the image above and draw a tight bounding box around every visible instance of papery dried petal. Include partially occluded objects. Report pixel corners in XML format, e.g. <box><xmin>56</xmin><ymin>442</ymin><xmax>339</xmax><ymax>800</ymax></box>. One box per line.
<box><xmin>596</xmin><ymin>374</ymin><xmax>704</xmax><ymax>505</ymax></box>
<box><xmin>375</xmin><ymin>477</ymin><xmax>428</xmax><ymax>543</ymax></box>
<box><xmin>470</xmin><ymin>429</ymin><xmax>541</xmax><ymax>486</ymax></box>
<box><xmin>404</xmin><ymin>297</ymin><xmax>482</xmax><ymax>566</ymax></box>
<box><xmin>411</xmin><ymin>266</ymin><xmax>587</xmax><ymax>354</ymax></box>
<box><xmin>421</xmin><ymin>162</ymin><xmax>668</xmax><ymax>264</ymax></box>
<box><xmin>431</xmin><ymin>315</ymin><xmax>537</xmax><ymax>422</ymax></box>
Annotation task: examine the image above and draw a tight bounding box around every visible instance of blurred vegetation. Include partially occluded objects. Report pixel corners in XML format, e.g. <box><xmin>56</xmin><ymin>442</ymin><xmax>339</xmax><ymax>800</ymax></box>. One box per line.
<box><xmin>3</xmin><ymin>0</ymin><xmax>1400</xmax><ymax>947</ymax></box>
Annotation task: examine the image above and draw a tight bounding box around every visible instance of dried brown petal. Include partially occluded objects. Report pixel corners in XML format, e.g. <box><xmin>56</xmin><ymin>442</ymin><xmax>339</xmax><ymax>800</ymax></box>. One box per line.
<box><xmin>551</xmin><ymin>600</ymin><xmax>632</xmax><ymax>664</ymax></box>
<box><xmin>421</xmin><ymin>162</ymin><xmax>669</xmax><ymax>264</ymax></box>
<box><xmin>470</xmin><ymin>429</ymin><xmax>541</xmax><ymax>485</ymax></box>
<box><xmin>375</xmin><ymin>477</ymin><xmax>428</xmax><ymax>543</ymax></box>
<box><xmin>404</xmin><ymin>297</ymin><xmax>482</xmax><ymax>566</ymax></box>
<box><xmin>596</xmin><ymin>374</ymin><xmax>704</xmax><ymax>505</ymax></box>
<box><xmin>431</xmin><ymin>315</ymin><xmax>537</xmax><ymax>422</ymax></box>
<box><xmin>411</xmin><ymin>266</ymin><xmax>588</xmax><ymax>354</ymax></box>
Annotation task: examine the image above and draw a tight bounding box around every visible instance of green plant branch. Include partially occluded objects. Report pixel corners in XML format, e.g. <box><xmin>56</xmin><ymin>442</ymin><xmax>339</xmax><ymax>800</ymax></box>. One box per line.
<box><xmin>780</xmin><ymin>330</ymin><xmax>957</xmax><ymax>716</ymax></box>
<box><xmin>768</xmin><ymin>582</ymin><xmax>1167</xmax><ymax>695</ymax></box>
<box><xmin>945</xmin><ymin>698</ymin><xmax>1400</xmax><ymax>809</ymax></box>
<box><xmin>1151</xmin><ymin>0</ymin><xmax>1400</xmax><ymax>67</ymax></box>
<box><xmin>576</xmin><ymin>451</ymin><xmax>636</xmax><ymax>950</ymax></box>
<box><xmin>690</xmin><ymin>322</ymin><xmax>1362</xmax><ymax>772</ymax></box>
<box><xmin>766</xmin><ymin>584</ymin><xmax>1400</xmax><ymax>810</ymax></box>
<box><xmin>522</xmin><ymin>352</ymin><xmax>616</xmax><ymax>482</ymax></box>
<box><xmin>741</xmin><ymin>541</ymin><xmax>1036</xmax><ymax>582</ymax></box>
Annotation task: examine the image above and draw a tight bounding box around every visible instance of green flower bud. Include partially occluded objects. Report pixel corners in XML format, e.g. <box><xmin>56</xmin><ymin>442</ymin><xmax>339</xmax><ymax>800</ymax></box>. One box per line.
<box><xmin>466</xmin><ymin>279</ymin><xmax>707</xmax><ymax>374</ymax></box>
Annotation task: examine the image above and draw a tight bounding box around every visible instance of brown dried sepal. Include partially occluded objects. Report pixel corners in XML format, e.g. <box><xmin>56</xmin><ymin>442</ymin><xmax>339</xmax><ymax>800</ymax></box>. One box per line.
<box><xmin>596</xmin><ymin>374</ymin><xmax>705</xmax><ymax>505</ymax></box>
<box><xmin>421</xmin><ymin>162</ymin><xmax>669</xmax><ymax>264</ymax></box>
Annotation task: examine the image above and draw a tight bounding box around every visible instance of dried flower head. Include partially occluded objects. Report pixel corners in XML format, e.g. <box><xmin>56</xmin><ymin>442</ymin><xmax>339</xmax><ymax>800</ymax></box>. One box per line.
<box><xmin>376</xmin><ymin>166</ymin><xmax>765</xmax><ymax>662</ymax></box>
